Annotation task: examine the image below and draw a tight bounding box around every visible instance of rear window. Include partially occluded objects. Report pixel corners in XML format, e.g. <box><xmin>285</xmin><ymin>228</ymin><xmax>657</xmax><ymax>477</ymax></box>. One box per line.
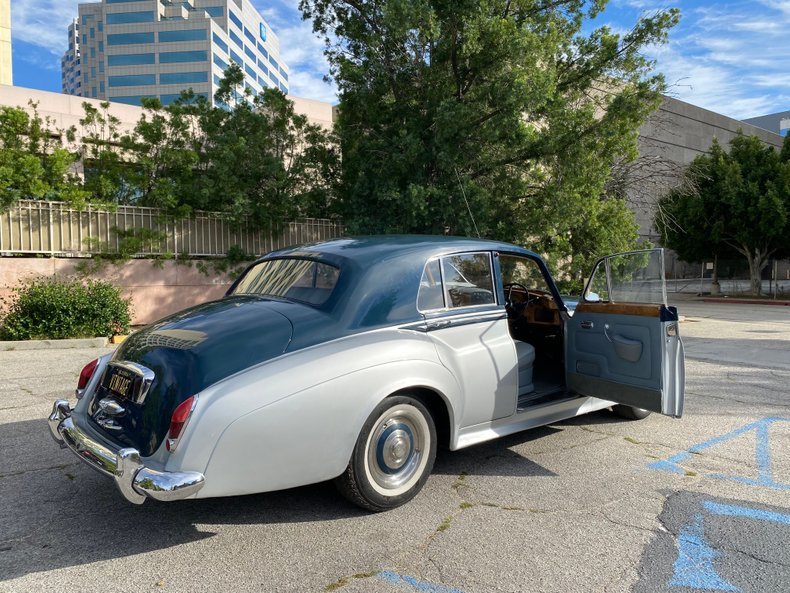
<box><xmin>232</xmin><ymin>258</ymin><xmax>340</xmax><ymax>305</ymax></box>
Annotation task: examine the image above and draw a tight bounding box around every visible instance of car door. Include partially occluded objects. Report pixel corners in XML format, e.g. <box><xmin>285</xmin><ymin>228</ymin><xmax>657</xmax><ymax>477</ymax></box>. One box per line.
<box><xmin>418</xmin><ymin>253</ymin><xmax>519</xmax><ymax>426</ymax></box>
<box><xmin>565</xmin><ymin>249</ymin><xmax>684</xmax><ymax>417</ymax></box>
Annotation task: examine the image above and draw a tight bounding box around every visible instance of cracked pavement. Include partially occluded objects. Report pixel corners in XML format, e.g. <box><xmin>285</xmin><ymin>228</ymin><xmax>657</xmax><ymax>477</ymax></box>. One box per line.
<box><xmin>1</xmin><ymin>299</ymin><xmax>789</xmax><ymax>592</ymax></box>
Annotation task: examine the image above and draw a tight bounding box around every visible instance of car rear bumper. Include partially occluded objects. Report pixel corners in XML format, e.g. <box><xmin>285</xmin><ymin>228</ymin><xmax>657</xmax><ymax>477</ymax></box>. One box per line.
<box><xmin>48</xmin><ymin>400</ymin><xmax>205</xmax><ymax>504</ymax></box>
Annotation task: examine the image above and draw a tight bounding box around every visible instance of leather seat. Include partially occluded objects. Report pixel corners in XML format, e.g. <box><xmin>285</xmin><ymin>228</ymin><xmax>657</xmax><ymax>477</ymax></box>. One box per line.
<box><xmin>514</xmin><ymin>340</ymin><xmax>536</xmax><ymax>396</ymax></box>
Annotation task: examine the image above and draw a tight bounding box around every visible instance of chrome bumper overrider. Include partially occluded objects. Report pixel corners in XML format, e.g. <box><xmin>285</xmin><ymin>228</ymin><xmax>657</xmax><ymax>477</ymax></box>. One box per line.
<box><xmin>48</xmin><ymin>400</ymin><xmax>205</xmax><ymax>504</ymax></box>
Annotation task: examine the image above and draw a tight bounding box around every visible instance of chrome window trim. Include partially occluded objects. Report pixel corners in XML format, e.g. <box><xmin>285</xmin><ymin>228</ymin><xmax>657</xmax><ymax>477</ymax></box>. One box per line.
<box><xmin>416</xmin><ymin>257</ymin><xmax>446</xmax><ymax>313</ymax></box>
<box><xmin>417</xmin><ymin>251</ymin><xmax>499</xmax><ymax>314</ymax></box>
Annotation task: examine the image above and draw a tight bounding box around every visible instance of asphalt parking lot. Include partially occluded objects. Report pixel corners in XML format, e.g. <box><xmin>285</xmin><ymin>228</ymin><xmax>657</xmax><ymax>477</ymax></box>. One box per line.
<box><xmin>1</xmin><ymin>298</ymin><xmax>789</xmax><ymax>593</ymax></box>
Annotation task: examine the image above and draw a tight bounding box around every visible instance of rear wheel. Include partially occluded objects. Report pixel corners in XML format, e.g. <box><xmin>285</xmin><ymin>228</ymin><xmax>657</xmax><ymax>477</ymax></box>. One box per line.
<box><xmin>335</xmin><ymin>395</ymin><xmax>437</xmax><ymax>512</ymax></box>
<box><xmin>612</xmin><ymin>405</ymin><xmax>652</xmax><ymax>420</ymax></box>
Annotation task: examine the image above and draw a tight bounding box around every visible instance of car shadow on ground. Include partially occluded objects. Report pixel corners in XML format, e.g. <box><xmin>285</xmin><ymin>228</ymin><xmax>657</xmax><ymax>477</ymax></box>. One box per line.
<box><xmin>0</xmin><ymin>409</ymin><xmax>624</xmax><ymax>581</ymax></box>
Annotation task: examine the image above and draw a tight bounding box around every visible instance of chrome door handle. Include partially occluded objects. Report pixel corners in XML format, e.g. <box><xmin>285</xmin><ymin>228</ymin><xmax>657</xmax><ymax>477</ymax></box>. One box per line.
<box><xmin>580</xmin><ymin>320</ymin><xmax>594</xmax><ymax>329</ymax></box>
<box><xmin>426</xmin><ymin>319</ymin><xmax>451</xmax><ymax>330</ymax></box>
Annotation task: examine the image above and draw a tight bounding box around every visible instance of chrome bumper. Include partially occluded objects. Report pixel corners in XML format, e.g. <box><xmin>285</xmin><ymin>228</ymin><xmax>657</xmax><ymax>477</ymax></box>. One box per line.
<box><xmin>48</xmin><ymin>400</ymin><xmax>205</xmax><ymax>504</ymax></box>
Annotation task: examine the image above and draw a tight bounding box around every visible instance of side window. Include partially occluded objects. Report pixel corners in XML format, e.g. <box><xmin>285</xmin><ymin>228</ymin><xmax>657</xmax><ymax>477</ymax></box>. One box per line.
<box><xmin>584</xmin><ymin>249</ymin><xmax>666</xmax><ymax>304</ymax></box>
<box><xmin>417</xmin><ymin>259</ymin><xmax>444</xmax><ymax>311</ymax></box>
<box><xmin>442</xmin><ymin>253</ymin><xmax>495</xmax><ymax>308</ymax></box>
<box><xmin>499</xmin><ymin>255</ymin><xmax>551</xmax><ymax>291</ymax></box>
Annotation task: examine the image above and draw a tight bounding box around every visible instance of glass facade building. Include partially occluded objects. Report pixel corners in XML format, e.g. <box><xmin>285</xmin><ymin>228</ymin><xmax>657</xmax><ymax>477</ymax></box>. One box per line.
<box><xmin>61</xmin><ymin>0</ymin><xmax>289</xmax><ymax>106</ymax></box>
<box><xmin>61</xmin><ymin>19</ymin><xmax>82</xmax><ymax>95</ymax></box>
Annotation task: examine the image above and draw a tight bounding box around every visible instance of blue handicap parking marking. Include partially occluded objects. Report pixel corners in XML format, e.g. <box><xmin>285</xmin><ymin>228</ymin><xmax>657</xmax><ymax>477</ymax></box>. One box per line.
<box><xmin>649</xmin><ymin>417</ymin><xmax>790</xmax><ymax>490</ymax></box>
<box><xmin>669</xmin><ymin>513</ymin><xmax>739</xmax><ymax>591</ymax></box>
<box><xmin>378</xmin><ymin>571</ymin><xmax>469</xmax><ymax>593</ymax></box>
<box><xmin>703</xmin><ymin>501</ymin><xmax>790</xmax><ymax>526</ymax></box>
<box><xmin>669</xmin><ymin>500</ymin><xmax>790</xmax><ymax>591</ymax></box>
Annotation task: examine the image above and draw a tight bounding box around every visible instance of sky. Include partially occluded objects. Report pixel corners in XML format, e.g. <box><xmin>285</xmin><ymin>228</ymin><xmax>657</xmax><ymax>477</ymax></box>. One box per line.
<box><xmin>8</xmin><ymin>0</ymin><xmax>790</xmax><ymax>120</ymax></box>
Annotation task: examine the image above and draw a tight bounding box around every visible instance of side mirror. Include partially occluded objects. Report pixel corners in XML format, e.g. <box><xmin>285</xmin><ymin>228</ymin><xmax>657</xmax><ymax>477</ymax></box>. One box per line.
<box><xmin>585</xmin><ymin>291</ymin><xmax>601</xmax><ymax>303</ymax></box>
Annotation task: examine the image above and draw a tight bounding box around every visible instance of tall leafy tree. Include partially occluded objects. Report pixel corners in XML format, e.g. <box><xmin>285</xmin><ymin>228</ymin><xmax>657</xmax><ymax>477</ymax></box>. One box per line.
<box><xmin>118</xmin><ymin>65</ymin><xmax>338</xmax><ymax>228</ymax></box>
<box><xmin>0</xmin><ymin>104</ymin><xmax>86</xmax><ymax>211</ymax></box>
<box><xmin>657</xmin><ymin>134</ymin><xmax>790</xmax><ymax>296</ymax></box>
<box><xmin>198</xmin><ymin>66</ymin><xmax>339</xmax><ymax>226</ymax></box>
<box><xmin>301</xmin><ymin>0</ymin><xmax>677</xmax><ymax>274</ymax></box>
<box><xmin>79</xmin><ymin>101</ymin><xmax>139</xmax><ymax>205</ymax></box>
<box><xmin>121</xmin><ymin>93</ymin><xmax>204</xmax><ymax>214</ymax></box>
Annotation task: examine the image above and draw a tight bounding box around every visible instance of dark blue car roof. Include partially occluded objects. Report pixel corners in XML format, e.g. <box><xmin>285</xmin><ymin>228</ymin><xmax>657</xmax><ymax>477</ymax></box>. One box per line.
<box><xmin>229</xmin><ymin>235</ymin><xmax>560</xmax><ymax>343</ymax></box>
<box><xmin>265</xmin><ymin>235</ymin><xmax>540</xmax><ymax>268</ymax></box>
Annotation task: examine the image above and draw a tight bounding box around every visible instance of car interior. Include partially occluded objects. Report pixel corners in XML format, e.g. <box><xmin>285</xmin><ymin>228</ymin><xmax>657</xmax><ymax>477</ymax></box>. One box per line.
<box><xmin>499</xmin><ymin>254</ymin><xmax>568</xmax><ymax>409</ymax></box>
<box><xmin>417</xmin><ymin>252</ymin><xmax>571</xmax><ymax>411</ymax></box>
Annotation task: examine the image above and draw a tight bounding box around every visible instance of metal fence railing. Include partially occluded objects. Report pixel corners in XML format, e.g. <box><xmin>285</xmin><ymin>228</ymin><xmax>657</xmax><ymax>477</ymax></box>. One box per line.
<box><xmin>0</xmin><ymin>200</ymin><xmax>345</xmax><ymax>257</ymax></box>
<box><xmin>665</xmin><ymin>251</ymin><xmax>790</xmax><ymax>297</ymax></box>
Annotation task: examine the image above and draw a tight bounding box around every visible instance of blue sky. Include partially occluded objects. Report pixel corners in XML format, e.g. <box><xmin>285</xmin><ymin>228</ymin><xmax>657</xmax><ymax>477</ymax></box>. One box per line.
<box><xmin>8</xmin><ymin>0</ymin><xmax>790</xmax><ymax>119</ymax></box>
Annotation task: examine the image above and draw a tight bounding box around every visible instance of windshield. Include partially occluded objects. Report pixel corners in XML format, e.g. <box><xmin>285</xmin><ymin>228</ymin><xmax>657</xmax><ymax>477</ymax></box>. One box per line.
<box><xmin>231</xmin><ymin>258</ymin><xmax>340</xmax><ymax>306</ymax></box>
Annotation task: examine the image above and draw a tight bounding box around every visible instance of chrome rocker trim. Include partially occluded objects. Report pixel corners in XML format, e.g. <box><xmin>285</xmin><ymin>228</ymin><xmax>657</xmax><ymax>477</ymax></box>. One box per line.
<box><xmin>48</xmin><ymin>400</ymin><xmax>205</xmax><ymax>504</ymax></box>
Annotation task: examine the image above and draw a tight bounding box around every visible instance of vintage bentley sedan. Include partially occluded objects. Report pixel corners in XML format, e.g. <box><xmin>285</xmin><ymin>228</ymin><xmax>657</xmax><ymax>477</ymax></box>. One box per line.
<box><xmin>49</xmin><ymin>237</ymin><xmax>684</xmax><ymax>511</ymax></box>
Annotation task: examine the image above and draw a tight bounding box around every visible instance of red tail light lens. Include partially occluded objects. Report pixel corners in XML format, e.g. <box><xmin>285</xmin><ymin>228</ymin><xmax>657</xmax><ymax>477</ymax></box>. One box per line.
<box><xmin>76</xmin><ymin>358</ymin><xmax>99</xmax><ymax>398</ymax></box>
<box><xmin>166</xmin><ymin>395</ymin><xmax>196</xmax><ymax>452</ymax></box>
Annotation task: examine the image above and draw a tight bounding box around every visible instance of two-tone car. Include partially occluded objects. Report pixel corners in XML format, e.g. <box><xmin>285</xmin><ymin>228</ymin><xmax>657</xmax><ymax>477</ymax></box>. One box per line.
<box><xmin>48</xmin><ymin>236</ymin><xmax>684</xmax><ymax>511</ymax></box>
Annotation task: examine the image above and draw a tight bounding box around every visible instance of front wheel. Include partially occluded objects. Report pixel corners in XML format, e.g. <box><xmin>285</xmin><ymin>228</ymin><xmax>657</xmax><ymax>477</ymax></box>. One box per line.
<box><xmin>335</xmin><ymin>395</ymin><xmax>437</xmax><ymax>512</ymax></box>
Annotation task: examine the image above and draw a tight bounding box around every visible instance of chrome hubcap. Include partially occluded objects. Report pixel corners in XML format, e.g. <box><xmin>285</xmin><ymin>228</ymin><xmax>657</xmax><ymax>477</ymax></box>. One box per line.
<box><xmin>366</xmin><ymin>405</ymin><xmax>427</xmax><ymax>493</ymax></box>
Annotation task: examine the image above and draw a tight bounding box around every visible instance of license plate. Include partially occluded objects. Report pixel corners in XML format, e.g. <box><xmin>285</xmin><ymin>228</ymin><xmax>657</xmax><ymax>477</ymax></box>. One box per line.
<box><xmin>100</xmin><ymin>362</ymin><xmax>155</xmax><ymax>404</ymax></box>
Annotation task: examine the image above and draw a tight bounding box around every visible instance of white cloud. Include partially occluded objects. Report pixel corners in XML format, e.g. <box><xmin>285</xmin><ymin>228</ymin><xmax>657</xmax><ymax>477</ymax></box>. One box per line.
<box><xmin>251</xmin><ymin>0</ymin><xmax>337</xmax><ymax>102</ymax></box>
<box><xmin>11</xmin><ymin>0</ymin><xmax>80</xmax><ymax>56</ymax></box>
<box><xmin>640</xmin><ymin>1</ymin><xmax>790</xmax><ymax>119</ymax></box>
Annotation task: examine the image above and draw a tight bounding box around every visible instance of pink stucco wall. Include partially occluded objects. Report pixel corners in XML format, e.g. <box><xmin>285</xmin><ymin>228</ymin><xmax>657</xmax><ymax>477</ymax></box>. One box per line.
<box><xmin>0</xmin><ymin>257</ymin><xmax>234</xmax><ymax>326</ymax></box>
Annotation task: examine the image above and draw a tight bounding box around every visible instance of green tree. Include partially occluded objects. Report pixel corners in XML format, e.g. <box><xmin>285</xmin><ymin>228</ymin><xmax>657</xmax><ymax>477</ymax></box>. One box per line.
<box><xmin>194</xmin><ymin>63</ymin><xmax>338</xmax><ymax>226</ymax></box>
<box><xmin>116</xmin><ymin>65</ymin><xmax>338</xmax><ymax>227</ymax></box>
<box><xmin>301</xmin><ymin>0</ymin><xmax>677</xmax><ymax>268</ymax></box>
<box><xmin>657</xmin><ymin>134</ymin><xmax>790</xmax><ymax>295</ymax></box>
<box><xmin>120</xmin><ymin>93</ymin><xmax>204</xmax><ymax>213</ymax></box>
<box><xmin>79</xmin><ymin>101</ymin><xmax>138</xmax><ymax>204</ymax></box>
<box><xmin>0</xmin><ymin>104</ymin><xmax>86</xmax><ymax>211</ymax></box>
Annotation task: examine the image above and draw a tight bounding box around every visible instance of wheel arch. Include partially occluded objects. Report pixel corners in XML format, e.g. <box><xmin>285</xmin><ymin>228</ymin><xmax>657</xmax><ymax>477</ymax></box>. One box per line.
<box><xmin>390</xmin><ymin>386</ymin><xmax>453</xmax><ymax>451</ymax></box>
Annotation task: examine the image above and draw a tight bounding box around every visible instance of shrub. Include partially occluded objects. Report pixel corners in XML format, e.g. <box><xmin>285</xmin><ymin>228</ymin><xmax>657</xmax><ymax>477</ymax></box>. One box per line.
<box><xmin>0</xmin><ymin>277</ymin><xmax>132</xmax><ymax>340</ymax></box>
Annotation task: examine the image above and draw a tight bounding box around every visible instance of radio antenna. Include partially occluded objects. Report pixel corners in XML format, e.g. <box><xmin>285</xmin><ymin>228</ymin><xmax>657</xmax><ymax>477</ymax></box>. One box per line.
<box><xmin>455</xmin><ymin>167</ymin><xmax>480</xmax><ymax>238</ymax></box>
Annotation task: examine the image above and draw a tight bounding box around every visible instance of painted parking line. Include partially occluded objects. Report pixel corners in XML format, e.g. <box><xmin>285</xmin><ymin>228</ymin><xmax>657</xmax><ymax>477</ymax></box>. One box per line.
<box><xmin>648</xmin><ymin>416</ymin><xmax>790</xmax><ymax>490</ymax></box>
<box><xmin>378</xmin><ymin>571</ymin><xmax>468</xmax><ymax>593</ymax></box>
<box><xmin>669</xmin><ymin>512</ymin><xmax>738</xmax><ymax>591</ymax></box>
<box><xmin>703</xmin><ymin>501</ymin><xmax>790</xmax><ymax>525</ymax></box>
<box><xmin>670</xmin><ymin>500</ymin><xmax>790</xmax><ymax>591</ymax></box>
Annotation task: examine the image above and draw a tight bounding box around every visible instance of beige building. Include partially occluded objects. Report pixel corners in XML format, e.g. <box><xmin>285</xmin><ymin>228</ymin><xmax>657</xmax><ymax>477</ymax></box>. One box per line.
<box><xmin>0</xmin><ymin>83</ymin><xmax>334</xmax><ymax>140</ymax></box>
<box><xmin>630</xmin><ymin>96</ymin><xmax>784</xmax><ymax>242</ymax></box>
<box><xmin>0</xmin><ymin>0</ymin><xmax>11</xmax><ymax>86</ymax></box>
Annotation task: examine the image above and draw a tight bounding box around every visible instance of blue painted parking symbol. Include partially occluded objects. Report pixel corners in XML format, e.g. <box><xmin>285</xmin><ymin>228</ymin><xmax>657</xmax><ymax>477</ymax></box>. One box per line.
<box><xmin>378</xmin><ymin>571</ymin><xmax>468</xmax><ymax>593</ymax></box>
<box><xmin>670</xmin><ymin>512</ymin><xmax>738</xmax><ymax>591</ymax></box>
<box><xmin>669</xmin><ymin>500</ymin><xmax>790</xmax><ymax>591</ymax></box>
<box><xmin>649</xmin><ymin>417</ymin><xmax>790</xmax><ymax>490</ymax></box>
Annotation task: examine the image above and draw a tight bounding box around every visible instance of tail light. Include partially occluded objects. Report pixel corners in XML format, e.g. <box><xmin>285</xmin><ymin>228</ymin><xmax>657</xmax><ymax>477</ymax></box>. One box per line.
<box><xmin>76</xmin><ymin>358</ymin><xmax>99</xmax><ymax>399</ymax></box>
<box><xmin>166</xmin><ymin>395</ymin><xmax>197</xmax><ymax>452</ymax></box>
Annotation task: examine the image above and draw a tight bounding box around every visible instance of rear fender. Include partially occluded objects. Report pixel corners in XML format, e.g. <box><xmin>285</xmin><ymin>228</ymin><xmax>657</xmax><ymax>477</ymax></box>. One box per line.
<box><xmin>167</xmin><ymin>330</ymin><xmax>461</xmax><ymax>497</ymax></box>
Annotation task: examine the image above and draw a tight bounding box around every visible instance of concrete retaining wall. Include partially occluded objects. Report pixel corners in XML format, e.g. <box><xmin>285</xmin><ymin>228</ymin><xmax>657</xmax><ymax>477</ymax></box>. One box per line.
<box><xmin>0</xmin><ymin>257</ymin><xmax>234</xmax><ymax>326</ymax></box>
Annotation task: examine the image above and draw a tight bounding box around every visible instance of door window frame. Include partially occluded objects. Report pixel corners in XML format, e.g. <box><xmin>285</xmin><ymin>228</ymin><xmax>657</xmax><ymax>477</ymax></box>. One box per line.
<box><xmin>417</xmin><ymin>251</ymin><xmax>498</xmax><ymax>314</ymax></box>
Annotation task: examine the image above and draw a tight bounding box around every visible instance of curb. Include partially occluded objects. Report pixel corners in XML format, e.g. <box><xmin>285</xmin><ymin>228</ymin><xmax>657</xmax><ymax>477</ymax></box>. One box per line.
<box><xmin>701</xmin><ymin>298</ymin><xmax>790</xmax><ymax>306</ymax></box>
<box><xmin>0</xmin><ymin>337</ymin><xmax>110</xmax><ymax>351</ymax></box>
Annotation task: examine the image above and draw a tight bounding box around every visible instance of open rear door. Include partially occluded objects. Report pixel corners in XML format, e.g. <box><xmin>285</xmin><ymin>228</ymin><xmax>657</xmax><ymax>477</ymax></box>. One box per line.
<box><xmin>565</xmin><ymin>249</ymin><xmax>684</xmax><ymax>417</ymax></box>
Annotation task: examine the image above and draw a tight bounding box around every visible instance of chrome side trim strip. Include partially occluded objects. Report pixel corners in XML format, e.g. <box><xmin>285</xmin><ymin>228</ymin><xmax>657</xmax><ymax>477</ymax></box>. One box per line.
<box><xmin>405</xmin><ymin>310</ymin><xmax>507</xmax><ymax>332</ymax></box>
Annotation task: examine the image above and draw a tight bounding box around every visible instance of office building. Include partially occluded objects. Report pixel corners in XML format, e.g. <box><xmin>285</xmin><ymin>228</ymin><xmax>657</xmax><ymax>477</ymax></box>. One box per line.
<box><xmin>62</xmin><ymin>0</ymin><xmax>289</xmax><ymax>107</ymax></box>
<box><xmin>742</xmin><ymin>109</ymin><xmax>790</xmax><ymax>138</ymax></box>
<box><xmin>61</xmin><ymin>19</ymin><xmax>82</xmax><ymax>95</ymax></box>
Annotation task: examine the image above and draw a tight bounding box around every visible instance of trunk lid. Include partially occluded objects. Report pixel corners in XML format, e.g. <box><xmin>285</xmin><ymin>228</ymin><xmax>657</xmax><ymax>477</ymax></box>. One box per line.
<box><xmin>88</xmin><ymin>296</ymin><xmax>294</xmax><ymax>456</ymax></box>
